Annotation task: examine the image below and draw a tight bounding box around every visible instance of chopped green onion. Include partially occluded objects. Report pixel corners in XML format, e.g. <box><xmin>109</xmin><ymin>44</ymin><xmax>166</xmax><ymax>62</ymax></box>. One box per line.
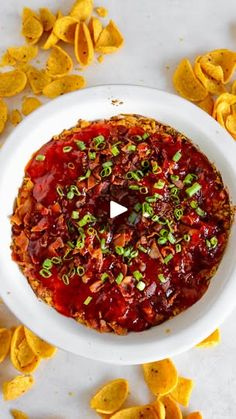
<box><xmin>76</xmin><ymin>140</ymin><xmax>86</xmax><ymax>150</ymax></box>
<box><xmin>134</xmin><ymin>203</ymin><xmax>142</xmax><ymax>212</ymax></box>
<box><xmin>139</xmin><ymin>186</ymin><xmax>149</xmax><ymax>194</ymax></box>
<box><xmin>100</xmin><ymin>166</ymin><xmax>112</xmax><ymax>177</ymax></box>
<box><xmin>184</xmin><ymin>234</ymin><xmax>191</xmax><ymax>242</ymax></box>
<box><xmin>100</xmin><ymin>238</ymin><xmax>108</xmax><ymax>252</ymax></box>
<box><xmin>136</xmin><ymin>280</ymin><xmax>146</xmax><ymax>291</ymax></box>
<box><xmin>152</xmin><ymin>162</ymin><xmax>162</xmax><ymax>174</ymax></box>
<box><xmin>39</xmin><ymin>268</ymin><xmax>52</xmax><ymax>278</ymax></box>
<box><xmin>163</xmin><ymin>254</ymin><xmax>173</xmax><ymax>264</ymax></box>
<box><xmin>128</xmin><ymin>211</ymin><xmax>138</xmax><ymax>225</ymax></box>
<box><xmin>168</xmin><ymin>232</ymin><xmax>176</xmax><ymax>244</ymax></box>
<box><xmin>35</xmin><ymin>154</ymin><xmax>45</xmax><ymax>161</ymax></box>
<box><xmin>160</xmin><ymin>228</ymin><xmax>169</xmax><ymax>237</ymax></box>
<box><xmin>146</xmin><ymin>195</ymin><xmax>157</xmax><ymax>203</ymax></box>
<box><xmin>154</xmin><ymin>179</ymin><xmax>165</xmax><ymax>189</ymax></box>
<box><xmin>190</xmin><ymin>200</ymin><xmax>198</xmax><ymax>209</ymax></box>
<box><xmin>175</xmin><ymin>243</ymin><xmax>182</xmax><ymax>253</ymax></box>
<box><xmin>62</xmin><ymin>274</ymin><xmax>70</xmax><ymax>285</ymax></box>
<box><xmin>158</xmin><ymin>274</ymin><xmax>167</xmax><ymax>283</ymax></box>
<box><xmin>157</xmin><ymin>216</ymin><xmax>168</xmax><ymax>225</ymax></box>
<box><xmin>78</xmin><ymin>169</ymin><xmax>91</xmax><ymax>182</ymax></box>
<box><xmin>51</xmin><ymin>257</ymin><xmax>62</xmax><ymax>264</ymax></box>
<box><xmin>141</xmin><ymin>160</ymin><xmax>149</xmax><ymax>168</ymax></box>
<box><xmin>158</xmin><ymin>236</ymin><xmax>167</xmax><ymax>245</ymax></box>
<box><xmin>87</xmin><ymin>227</ymin><xmax>97</xmax><ymax>236</ymax></box>
<box><xmin>111</xmin><ymin>145</ymin><xmax>120</xmax><ymax>156</ymax></box>
<box><xmin>142</xmin><ymin>202</ymin><xmax>154</xmax><ymax>218</ymax></box>
<box><xmin>76</xmin><ymin>238</ymin><xmax>85</xmax><ymax>249</ymax></box>
<box><xmin>56</xmin><ymin>186</ymin><xmax>64</xmax><ymax>197</ymax></box>
<box><xmin>130</xmin><ymin>250</ymin><xmax>139</xmax><ymax>258</ymax></box>
<box><xmin>92</xmin><ymin>135</ymin><xmax>105</xmax><ymax>149</ymax></box>
<box><xmin>134</xmin><ymin>135</ymin><xmax>143</xmax><ymax>141</ymax></box>
<box><xmin>71</xmin><ymin>211</ymin><xmax>79</xmax><ymax>219</ymax></box>
<box><xmin>174</xmin><ymin>208</ymin><xmax>183</xmax><ymax>220</ymax></box>
<box><xmin>63</xmin><ymin>146</ymin><xmax>72</xmax><ymax>153</ymax></box>
<box><xmin>123</xmin><ymin>247</ymin><xmax>132</xmax><ymax>258</ymax></box>
<box><xmin>67</xmin><ymin>191</ymin><xmax>74</xmax><ymax>200</ymax></box>
<box><xmin>170</xmin><ymin>174</ymin><xmax>179</xmax><ymax>182</ymax></box>
<box><xmin>129</xmin><ymin>185</ymin><xmax>140</xmax><ymax>190</ymax></box>
<box><xmin>77</xmin><ymin>266</ymin><xmax>85</xmax><ymax>276</ymax></box>
<box><xmin>101</xmin><ymin>272</ymin><xmax>109</xmax><ymax>282</ymax></box>
<box><xmin>133</xmin><ymin>270</ymin><xmax>143</xmax><ymax>281</ymax></box>
<box><xmin>67</xmin><ymin>240</ymin><xmax>75</xmax><ymax>248</ymax></box>
<box><xmin>138</xmin><ymin>244</ymin><xmax>148</xmax><ymax>253</ymax></box>
<box><xmin>196</xmin><ymin>207</ymin><xmax>206</xmax><ymax>217</ymax></box>
<box><xmin>68</xmin><ymin>162</ymin><xmax>75</xmax><ymax>169</ymax></box>
<box><xmin>206</xmin><ymin>236</ymin><xmax>218</xmax><ymax>249</ymax></box>
<box><xmin>83</xmin><ymin>296</ymin><xmax>92</xmax><ymax>305</ymax></box>
<box><xmin>70</xmin><ymin>185</ymin><xmax>80</xmax><ymax>195</ymax></box>
<box><xmin>142</xmin><ymin>132</ymin><xmax>150</xmax><ymax>140</ymax></box>
<box><xmin>172</xmin><ymin>150</ymin><xmax>182</xmax><ymax>162</ymax></box>
<box><xmin>88</xmin><ymin>151</ymin><xmax>96</xmax><ymax>160</ymax></box>
<box><xmin>102</xmin><ymin>161</ymin><xmax>113</xmax><ymax>168</ymax></box>
<box><xmin>69</xmin><ymin>266</ymin><xmax>76</xmax><ymax>277</ymax></box>
<box><xmin>78</xmin><ymin>214</ymin><xmax>96</xmax><ymax>227</ymax></box>
<box><xmin>115</xmin><ymin>246</ymin><xmax>124</xmax><ymax>255</ymax></box>
<box><xmin>170</xmin><ymin>186</ymin><xmax>179</xmax><ymax>196</ymax></box>
<box><xmin>183</xmin><ymin>173</ymin><xmax>197</xmax><ymax>185</ymax></box>
<box><xmin>42</xmin><ymin>258</ymin><xmax>53</xmax><ymax>270</ymax></box>
<box><xmin>116</xmin><ymin>273</ymin><xmax>124</xmax><ymax>285</ymax></box>
<box><xmin>186</xmin><ymin>182</ymin><xmax>201</xmax><ymax>197</ymax></box>
<box><xmin>126</xmin><ymin>170</ymin><xmax>144</xmax><ymax>181</ymax></box>
<box><xmin>127</xmin><ymin>144</ymin><xmax>136</xmax><ymax>152</ymax></box>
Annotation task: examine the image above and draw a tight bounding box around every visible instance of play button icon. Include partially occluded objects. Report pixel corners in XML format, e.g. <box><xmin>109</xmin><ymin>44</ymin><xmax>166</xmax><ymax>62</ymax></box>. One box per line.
<box><xmin>110</xmin><ymin>200</ymin><xmax>128</xmax><ymax>219</ymax></box>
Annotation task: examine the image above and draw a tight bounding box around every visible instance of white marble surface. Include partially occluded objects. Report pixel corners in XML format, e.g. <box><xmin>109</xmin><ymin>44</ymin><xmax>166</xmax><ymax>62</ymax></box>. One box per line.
<box><xmin>1</xmin><ymin>0</ymin><xmax>236</xmax><ymax>418</ymax></box>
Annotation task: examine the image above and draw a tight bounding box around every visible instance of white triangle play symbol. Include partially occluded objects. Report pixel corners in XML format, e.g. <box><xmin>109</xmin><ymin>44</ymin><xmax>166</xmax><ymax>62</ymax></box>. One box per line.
<box><xmin>110</xmin><ymin>201</ymin><xmax>127</xmax><ymax>218</ymax></box>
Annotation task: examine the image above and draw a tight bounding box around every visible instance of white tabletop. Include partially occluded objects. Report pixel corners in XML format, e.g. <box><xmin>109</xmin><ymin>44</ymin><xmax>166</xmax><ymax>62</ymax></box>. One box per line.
<box><xmin>1</xmin><ymin>0</ymin><xmax>236</xmax><ymax>418</ymax></box>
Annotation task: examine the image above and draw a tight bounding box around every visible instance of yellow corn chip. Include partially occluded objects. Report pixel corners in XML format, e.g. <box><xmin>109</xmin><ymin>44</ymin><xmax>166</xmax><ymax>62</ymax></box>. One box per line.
<box><xmin>90</xmin><ymin>378</ymin><xmax>129</xmax><ymax>414</ymax></box>
<box><xmin>88</xmin><ymin>17</ymin><xmax>103</xmax><ymax>45</ymax></box>
<box><xmin>53</xmin><ymin>16</ymin><xmax>78</xmax><ymax>44</ymax></box>
<box><xmin>226</xmin><ymin>114</ymin><xmax>236</xmax><ymax>139</ymax></box>
<box><xmin>196</xmin><ymin>328</ymin><xmax>221</xmax><ymax>347</ymax></box>
<box><xmin>0</xmin><ymin>70</ymin><xmax>27</xmax><ymax>97</ymax></box>
<box><xmin>70</xmin><ymin>0</ymin><xmax>93</xmax><ymax>21</ymax></box>
<box><xmin>95</xmin><ymin>20</ymin><xmax>124</xmax><ymax>54</ymax></box>
<box><xmin>10</xmin><ymin>325</ymin><xmax>40</xmax><ymax>373</ymax></box>
<box><xmin>95</xmin><ymin>7</ymin><xmax>108</xmax><ymax>18</ymax></box>
<box><xmin>74</xmin><ymin>22</ymin><xmax>94</xmax><ymax>66</ymax></box>
<box><xmin>46</xmin><ymin>45</ymin><xmax>73</xmax><ymax>77</ymax></box>
<box><xmin>43</xmin><ymin>74</ymin><xmax>86</xmax><ymax>98</ymax></box>
<box><xmin>173</xmin><ymin>58</ymin><xmax>208</xmax><ymax>102</ymax></box>
<box><xmin>197</xmin><ymin>95</ymin><xmax>214</xmax><ymax>115</ymax></box>
<box><xmin>42</xmin><ymin>10</ymin><xmax>63</xmax><ymax>50</ymax></box>
<box><xmin>27</xmin><ymin>66</ymin><xmax>52</xmax><ymax>95</ymax></box>
<box><xmin>39</xmin><ymin>8</ymin><xmax>56</xmax><ymax>32</ymax></box>
<box><xmin>22</xmin><ymin>97</ymin><xmax>42</xmax><ymax>116</ymax></box>
<box><xmin>194</xmin><ymin>58</ymin><xmax>225</xmax><ymax>95</ymax></box>
<box><xmin>199</xmin><ymin>56</ymin><xmax>224</xmax><ymax>82</ymax></box>
<box><xmin>5</xmin><ymin>45</ymin><xmax>38</xmax><ymax>66</ymax></box>
<box><xmin>201</xmin><ymin>49</ymin><xmax>236</xmax><ymax>83</ymax></box>
<box><xmin>152</xmin><ymin>400</ymin><xmax>166</xmax><ymax>419</ymax></box>
<box><xmin>111</xmin><ymin>405</ymin><xmax>158</xmax><ymax>419</ymax></box>
<box><xmin>0</xmin><ymin>327</ymin><xmax>11</xmax><ymax>362</ymax></box>
<box><xmin>170</xmin><ymin>376</ymin><xmax>194</xmax><ymax>407</ymax></box>
<box><xmin>186</xmin><ymin>413</ymin><xmax>203</xmax><ymax>419</ymax></box>
<box><xmin>231</xmin><ymin>80</ymin><xmax>236</xmax><ymax>95</ymax></box>
<box><xmin>142</xmin><ymin>358</ymin><xmax>178</xmax><ymax>396</ymax></box>
<box><xmin>10</xmin><ymin>409</ymin><xmax>29</xmax><ymax>419</ymax></box>
<box><xmin>24</xmin><ymin>327</ymin><xmax>57</xmax><ymax>358</ymax></box>
<box><xmin>0</xmin><ymin>99</ymin><xmax>8</xmax><ymax>134</ymax></box>
<box><xmin>22</xmin><ymin>8</ymin><xmax>43</xmax><ymax>45</ymax></box>
<box><xmin>0</xmin><ymin>51</ymin><xmax>16</xmax><ymax>66</ymax></box>
<box><xmin>160</xmin><ymin>395</ymin><xmax>182</xmax><ymax>419</ymax></box>
<box><xmin>3</xmin><ymin>375</ymin><xmax>34</xmax><ymax>401</ymax></box>
<box><xmin>9</xmin><ymin>110</ymin><xmax>23</xmax><ymax>126</ymax></box>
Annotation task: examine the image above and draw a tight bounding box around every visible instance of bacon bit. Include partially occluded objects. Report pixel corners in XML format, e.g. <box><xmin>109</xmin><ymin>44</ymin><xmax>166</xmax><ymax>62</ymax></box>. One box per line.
<box><xmin>161</xmin><ymin>245</ymin><xmax>175</xmax><ymax>257</ymax></box>
<box><xmin>149</xmin><ymin>240</ymin><xmax>163</xmax><ymax>260</ymax></box>
<box><xmin>33</xmin><ymin>173</ymin><xmax>55</xmax><ymax>202</ymax></box>
<box><xmin>87</xmin><ymin>174</ymin><xmax>98</xmax><ymax>190</ymax></box>
<box><xmin>14</xmin><ymin>231</ymin><xmax>29</xmax><ymax>252</ymax></box>
<box><xmin>48</xmin><ymin>237</ymin><xmax>64</xmax><ymax>256</ymax></box>
<box><xmin>113</xmin><ymin>232</ymin><xmax>131</xmax><ymax>247</ymax></box>
<box><xmin>91</xmin><ymin>248</ymin><xmax>103</xmax><ymax>271</ymax></box>
<box><xmin>90</xmin><ymin>280</ymin><xmax>104</xmax><ymax>293</ymax></box>
<box><xmin>31</xmin><ymin>217</ymin><xmax>49</xmax><ymax>232</ymax></box>
<box><xmin>51</xmin><ymin>202</ymin><xmax>61</xmax><ymax>213</ymax></box>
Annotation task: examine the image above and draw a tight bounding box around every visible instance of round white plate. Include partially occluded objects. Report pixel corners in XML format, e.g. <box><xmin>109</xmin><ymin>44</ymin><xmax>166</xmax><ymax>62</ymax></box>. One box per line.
<box><xmin>0</xmin><ymin>85</ymin><xmax>235</xmax><ymax>364</ymax></box>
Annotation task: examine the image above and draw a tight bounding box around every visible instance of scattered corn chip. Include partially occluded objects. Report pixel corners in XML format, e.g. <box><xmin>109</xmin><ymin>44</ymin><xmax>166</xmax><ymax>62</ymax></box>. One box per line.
<box><xmin>0</xmin><ymin>51</ymin><xmax>16</xmax><ymax>66</ymax></box>
<box><xmin>74</xmin><ymin>22</ymin><xmax>94</xmax><ymax>66</ymax></box>
<box><xmin>194</xmin><ymin>58</ymin><xmax>225</xmax><ymax>95</ymax></box>
<box><xmin>199</xmin><ymin>56</ymin><xmax>224</xmax><ymax>82</ymax></box>
<box><xmin>88</xmin><ymin>17</ymin><xmax>103</xmax><ymax>45</ymax></box>
<box><xmin>142</xmin><ymin>359</ymin><xmax>178</xmax><ymax>396</ymax></box>
<box><xmin>90</xmin><ymin>378</ymin><xmax>129</xmax><ymax>414</ymax></box>
<box><xmin>39</xmin><ymin>8</ymin><xmax>56</xmax><ymax>32</ymax></box>
<box><xmin>7</xmin><ymin>45</ymin><xmax>38</xmax><ymax>65</ymax></box>
<box><xmin>0</xmin><ymin>327</ymin><xmax>12</xmax><ymax>362</ymax></box>
<box><xmin>232</xmin><ymin>80</ymin><xmax>236</xmax><ymax>95</ymax></box>
<box><xmin>46</xmin><ymin>45</ymin><xmax>73</xmax><ymax>77</ymax></box>
<box><xmin>0</xmin><ymin>99</ymin><xmax>8</xmax><ymax>134</ymax></box>
<box><xmin>22</xmin><ymin>97</ymin><xmax>42</xmax><ymax>116</ymax></box>
<box><xmin>160</xmin><ymin>395</ymin><xmax>183</xmax><ymax>419</ymax></box>
<box><xmin>170</xmin><ymin>376</ymin><xmax>194</xmax><ymax>407</ymax></box>
<box><xmin>3</xmin><ymin>375</ymin><xmax>34</xmax><ymax>401</ymax></box>
<box><xmin>24</xmin><ymin>327</ymin><xmax>57</xmax><ymax>358</ymax></box>
<box><xmin>173</xmin><ymin>58</ymin><xmax>208</xmax><ymax>101</ymax></box>
<box><xmin>201</xmin><ymin>49</ymin><xmax>236</xmax><ymax>84</ymax></box>
<box><xmin>196</xmin><ymin>329</ymin><xmax>221</xmax><ymax>347</ymax></box>
<box><xmin>95</xmin><ymin>20</ymin><xmax>124</xmax><ymax>54</ymax></box>
<box><xmin>53</xmin><ymin>16</ymin><xmax>78</xmax><ymax>44</ymax></box>
<box><xmin>43</xmin><ymin>74</ymin><xmax>86</xmax><ymax>98</ymax></box>
<box><xmin>22</xmin><ymin>9</ymin><xmax>43</xmax><ymax>45</ymax></box>
<box><xmin>186</xmin><ymin>413</ymin><xmax>203</xmax><ymax>419</ymax></box>
<box><xmin>70</xmin><ymin>0</ymin><xmax>93</xmax><ymax>21</ymax></box>
<box><xmin>9</xmin><ymin>110</ymin><xmax>22</xmax><ymax>126</ymax></box>
<box><xmin>10</xmin><ymin>409</ymin><xmax>29</xmax><ymax>419</ymax></box>
<box><xmin>152</xmin><ymin>400</ymin><xmax>166</xmax><ymax>419</ymax></box>
<box><xmin>197</xmin><ymin>95</ymin><xmax>214</xmax><ymax>115</ymax></box>
<box><xmin>95</xmin><ymin>7</ymin><xmax>108</xmax><ymax>18</ymax></box>
<box><xmin>226</xmin><ymin>114</ymin><xmax>236</xmax><ymax>139</ymax></box>
<box><xmin>0</xmin><ymin>70</ymin><xmax>27</xmax><ymax>97</ymax></box>
<box><xmin>111</xmin><ymin>405</ymin><xmax>158</xmax><ymax>419</ymax></box>
<box><xmin>42</xmin><ymin>10</ymin><xmax>63</xmax><ymax>49</ymax></box>
<box><xmin>10</xmin><ymin>325</ymin><xmax>40</xmax><ymax>373</ymax></box>
<box><xmin>27</xmin><ymin>66</ymin><xmax>52</xmax><ymax>95</ymax></box>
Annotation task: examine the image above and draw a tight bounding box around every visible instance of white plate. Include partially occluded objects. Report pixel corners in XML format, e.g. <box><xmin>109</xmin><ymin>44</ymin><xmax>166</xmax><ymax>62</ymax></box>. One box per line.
<box><xmin>0</xmin><ymin>85</ymin><xmax>235</xmax><ymax>364</ymax></box>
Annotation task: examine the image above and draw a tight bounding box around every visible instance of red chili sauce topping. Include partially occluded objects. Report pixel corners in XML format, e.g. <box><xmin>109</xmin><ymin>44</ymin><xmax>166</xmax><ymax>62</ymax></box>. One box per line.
<box><xmin>11</xmin><ymin>116</ymin><xmax>232</xmax><ymax>334</ymax></box>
